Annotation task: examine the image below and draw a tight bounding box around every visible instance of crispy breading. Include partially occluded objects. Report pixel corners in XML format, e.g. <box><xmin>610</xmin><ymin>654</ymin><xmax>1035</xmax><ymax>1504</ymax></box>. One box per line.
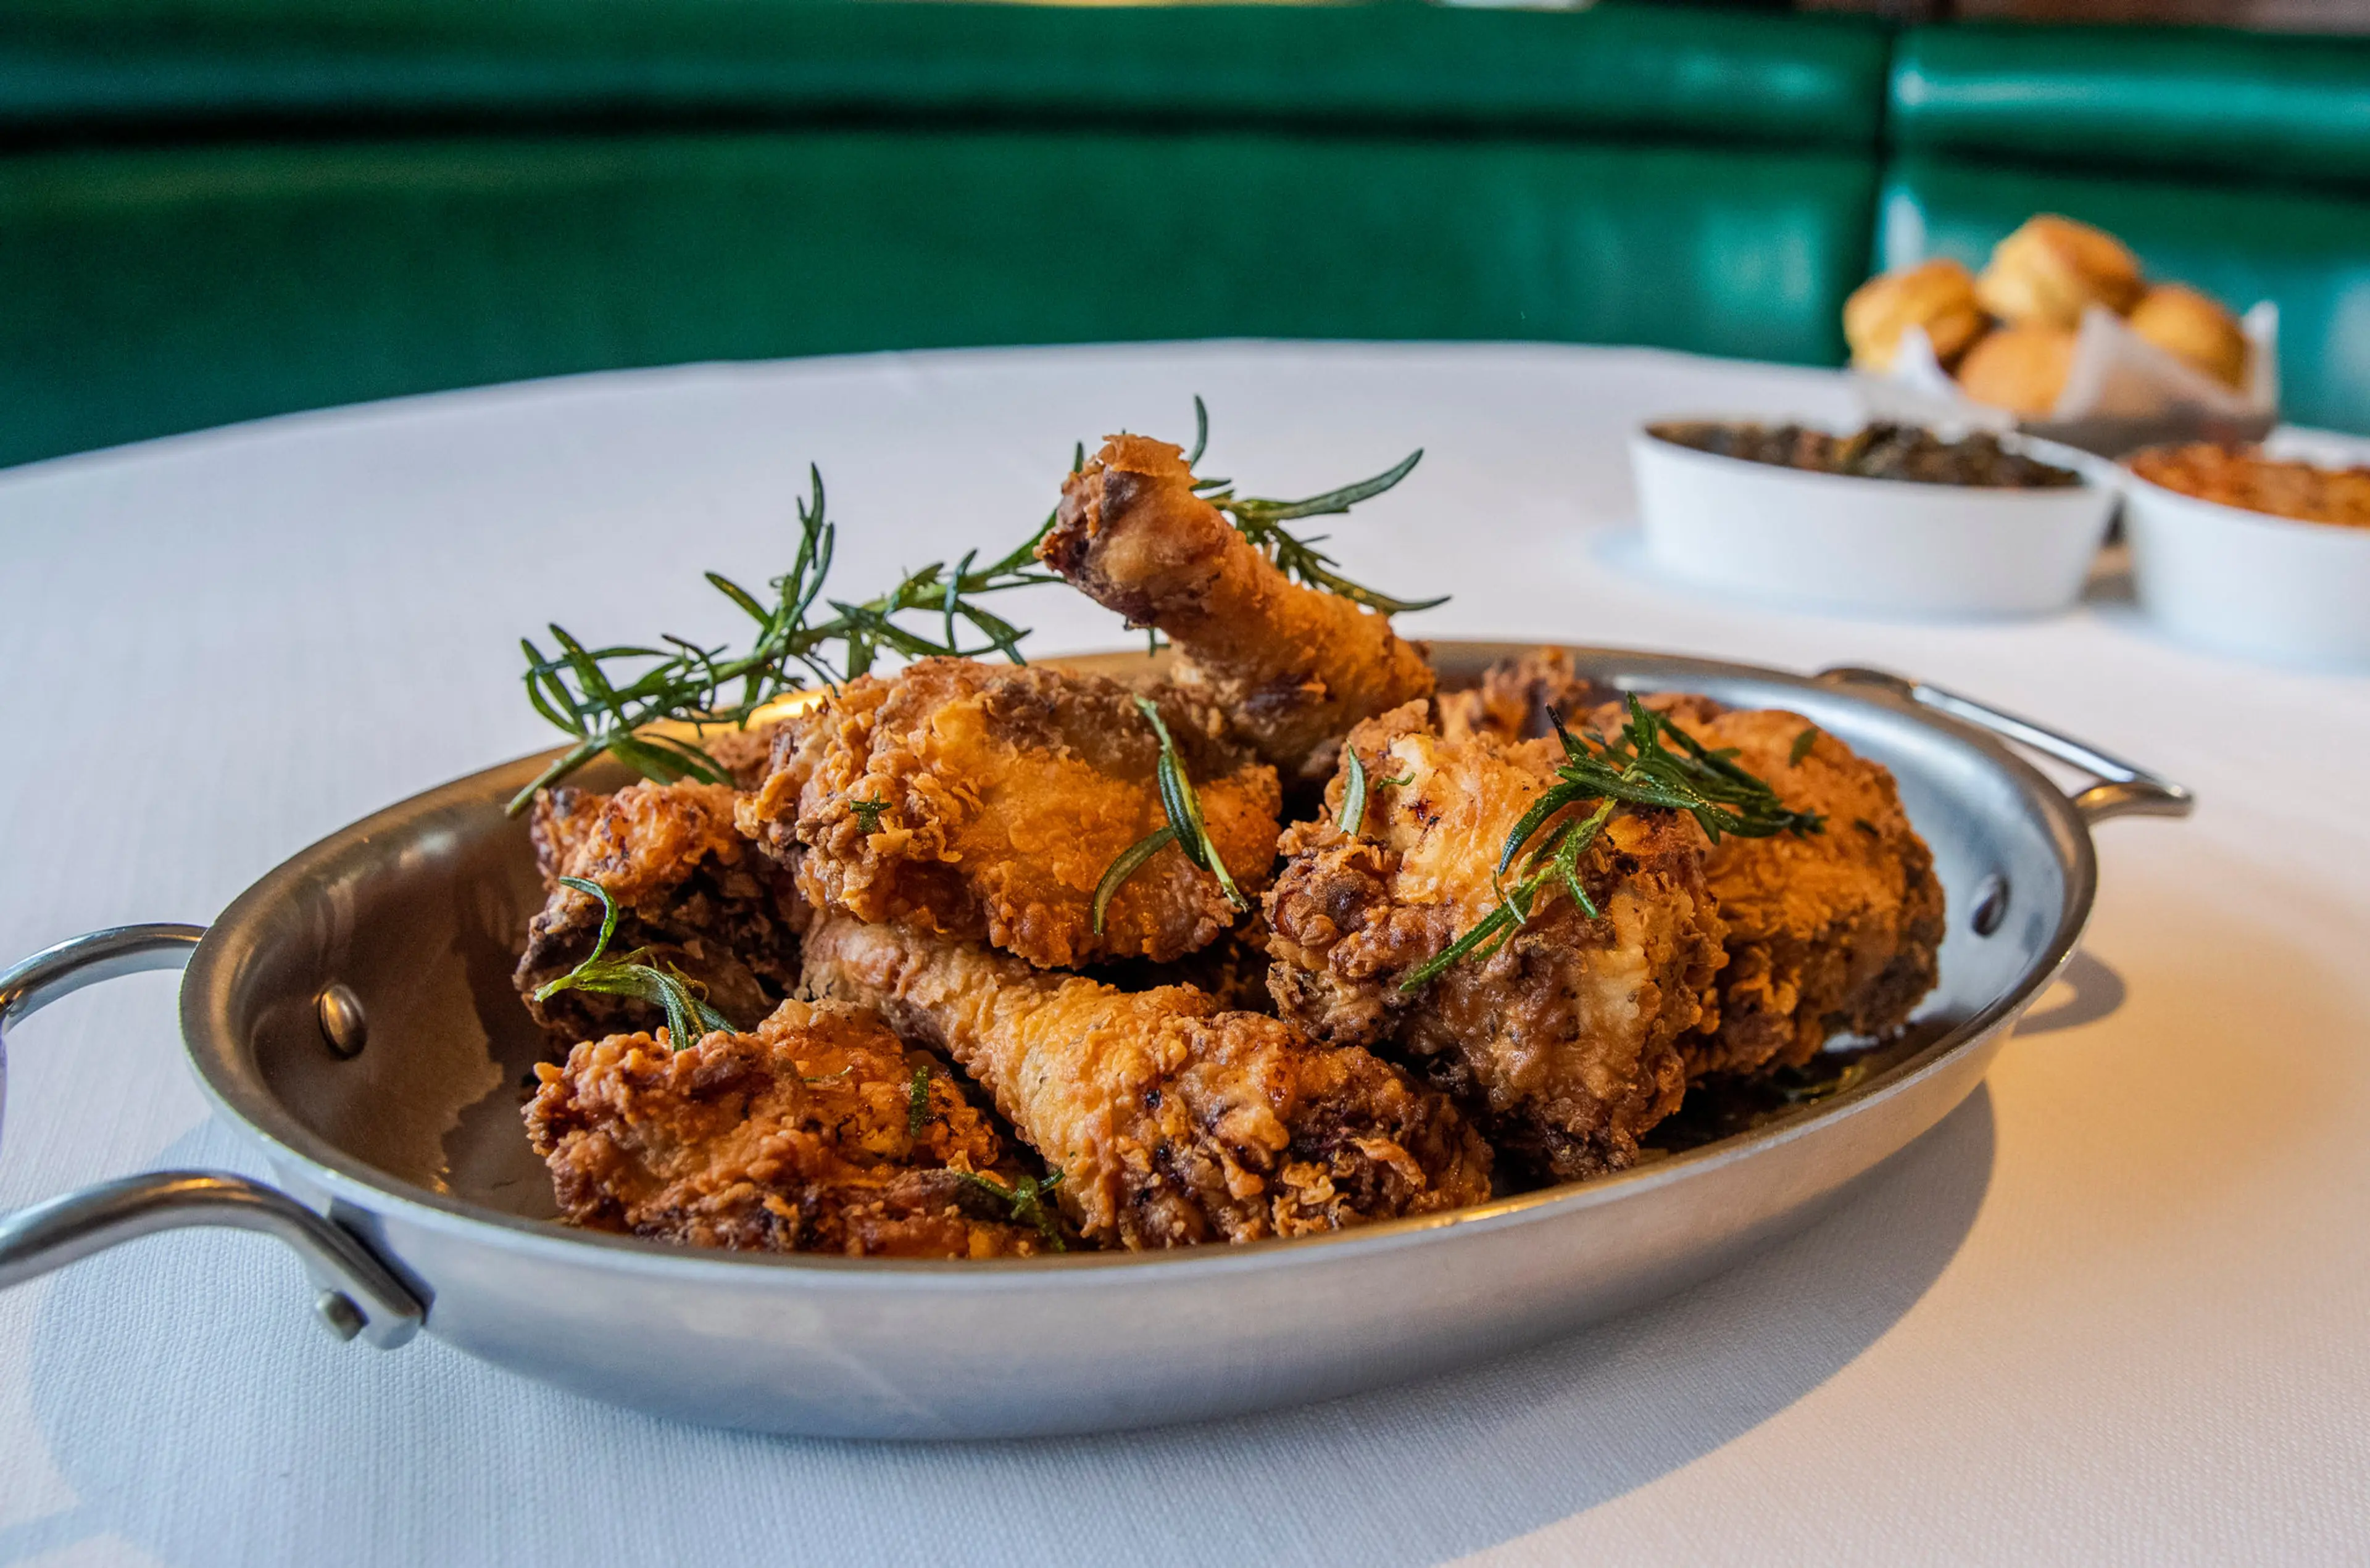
<box><xmin>1039</xmin><ymin>434</ymin><xmax>1436</xmax><ymax>782</ymax></box>
<box><xmin>1263</xmin><ymin>702</ymin><xmax>1726</xmax><ymax>1181</ymax></box>
<box><xmin>515</xmin><ymin>779</ymin><xmax>807</xmax><ymax>1042</ymax></box>
<box><xmin>736</xmin><ymin>658</ymin><xmax>1280</xmax><ymax>970</ymax></box>
<box><xmin>1627</xmin><ymin>696</ymin><xmax>1945</xmax><ymax>1077</ymax></box>
<box><xmin>524</xmin><ymin>998</ymin><xmax>1047</xmax><ymax>1258</ymax></box>
<box><xmin>801</xmin><ymin>914</ymin><xmax>1492</xmax><ymax>1249</ymax></box>
<box><xmin>1088</xmin><ymin>923</ymin><xmax>1279</xmax><ymax>1016</ymax></box>
<box><xmin>691</xmin><ymin>716</ymin><xmax>796</xmax><ymax>789</ymax></box>
<box><xmin>1436</xmin><ymin>647</ymin><xmax>1607</xmax><ymax>747</ymax></box>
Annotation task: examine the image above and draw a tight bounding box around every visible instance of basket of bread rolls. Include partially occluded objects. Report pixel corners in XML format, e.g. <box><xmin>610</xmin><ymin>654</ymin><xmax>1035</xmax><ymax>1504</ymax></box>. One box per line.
<box><xmin>1847</xmin><ymin>215</ymin><xmax>2276</xmax><ymax>457</ymax></box>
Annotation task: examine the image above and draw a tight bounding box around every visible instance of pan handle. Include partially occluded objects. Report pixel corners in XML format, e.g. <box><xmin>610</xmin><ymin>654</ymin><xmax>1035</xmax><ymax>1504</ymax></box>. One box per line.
<box><xmin>1816</xmin><ymin>667</ymin><xmax>2194</xmax><ymax>826</ymax></box>
<box><xmin>0</xmin><ymin>926</ymin><xmax>423</xmax><ymax>1349</ymax></box>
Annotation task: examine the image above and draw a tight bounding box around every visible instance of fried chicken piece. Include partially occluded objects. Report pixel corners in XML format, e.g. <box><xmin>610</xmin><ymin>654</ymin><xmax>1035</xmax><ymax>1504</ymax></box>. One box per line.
<box><xmin>1088</xmin><ymin>924</ymin><xmax>1279</xmax><ymax>1016</ymax></box>
<box><xmin>1436</xmin><ymin>647</ymin><xmax>1607</xmax><ymax>746</ymax></box>
<box><xmin>1039</xmin><ymin>434</ymin><xmax>1436</xmax><ymax>782</ymax></box>
<box><xmin>525</xmin><ymin>998</ymin><xmax>1049</xmax><ymax>1258</ymax></box>
<box><xmin>1625</xmin><ymin>696</ymin><xmax>1945</xmax><ymax>1077</ymax></box>
<box><xmin>1263</xmin><ymin>702</ymin><xmax>1726</xmax><ymax>1182</ymax></box>
<box><xmin>690</xmin><ymin>716</ymin><xmax>797</xmax><ymax>789</ymax></box>
<box><xmin>736</xmin><ymin>658</ymin><xmax>1279</xmax><ymax>971</ymax></box>
<box><xmin>515</xmin><ymin>779</ymin><xmax>807</xmax><ymax>1042</ymax></box>
<box><xmin>802</xmin><ymin>914</ymin><xmax>1491</xmax><ymax>1249</ymax></box>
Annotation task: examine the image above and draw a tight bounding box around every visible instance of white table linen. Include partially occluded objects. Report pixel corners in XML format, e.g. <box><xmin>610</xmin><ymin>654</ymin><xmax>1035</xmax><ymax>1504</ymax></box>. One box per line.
<box><xmin>3</xmin><ymin>342</ymin><xmax>2366</xmax><ymax>1567</ymax></box>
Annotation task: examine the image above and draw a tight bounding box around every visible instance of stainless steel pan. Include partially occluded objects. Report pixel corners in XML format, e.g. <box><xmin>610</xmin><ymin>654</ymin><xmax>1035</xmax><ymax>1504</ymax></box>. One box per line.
<box><xmin>0</xmin><ymin>645</ymin><xmax>2189</xmax><ymax>1438</ymax></box>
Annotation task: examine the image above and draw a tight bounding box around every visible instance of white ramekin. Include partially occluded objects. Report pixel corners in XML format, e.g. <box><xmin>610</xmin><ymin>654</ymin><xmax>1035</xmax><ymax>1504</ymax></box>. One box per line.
<box><xmin>2121</xmin><ymin>458</ymin><xmax>2370</xmax><ymax>670</ymax></box>
<box><xmin>1631</xmin><ymin>425</ymin><xmax>2118</xmax><ymax>619</ymax></box>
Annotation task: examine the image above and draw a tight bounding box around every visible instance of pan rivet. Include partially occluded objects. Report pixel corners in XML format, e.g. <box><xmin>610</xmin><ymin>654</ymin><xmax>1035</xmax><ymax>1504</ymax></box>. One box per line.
<box><xmin>316</xmin><ymin>984</ymin><xmax>367</xmax><ymax>1059</ymax></box>
<box><xmin>1971</xmin><ymin>875</ymin><xmax>2010</xmax><ymax>937</ymax></box>
<box><xmin>314</xmin><ymin>1290</ymin><xmax>366</xmax><ymax>1342</ymax></box>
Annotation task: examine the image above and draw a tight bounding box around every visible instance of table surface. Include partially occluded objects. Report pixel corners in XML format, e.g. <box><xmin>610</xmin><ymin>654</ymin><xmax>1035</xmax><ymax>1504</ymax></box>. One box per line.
<box><xmin>4</xmin><ymin>341</ymin><xmax>2366</xmax><ymax>1567</ymax></box>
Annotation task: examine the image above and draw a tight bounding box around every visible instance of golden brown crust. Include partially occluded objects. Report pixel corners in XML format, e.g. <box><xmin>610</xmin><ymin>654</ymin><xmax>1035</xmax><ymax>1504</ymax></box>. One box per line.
<box><xmin>1039</xmin><ymin>434</ymin><xmax>1436</xmax><ymax>782</ymax></box>
<box><xmin>800</xmin><ymin>914</ymin><xmax>1491</xmax><ymax>1249</ymax></box>
<box><xmin>1087</xmin><ymin>923</ymin><xmax>1279</xmax><ymax>1016</ymax></box>
<box><xmin>2127</xmin><ymin>283</ymin><xmax>2247</xmax><ymax>389</ymax></box>
<box><xmin>515</xmin><ymin>779</ymin><xmax>807</xmax><ymax>1041</ymax></box>
<box><xmin>1262</xmin><ymin>703</ymin><xmax>1725</xmax><ymax>1181</ymax></box>
<box><xmin>523</xmin><ymin>998</ymin><xmax>1044</xmax><ymax>1258</ymax></box>
<box><xmin>691</xmin><ymin>717</ymin><xmax>797</xmax><ymax>789</ymax></box>
<box><xmin>1845</xmin><ymin>257</ymin><xmax>1989</xmax><ymax>372</ymax></box>
<box><xmin>1976</xmin><ymin>214</ymin><xmax>2143</xmax><ymax>328</ymax></box>
<box><xmin>1955</xmin><ymin>322</ymin><xmax>2077</xmax><ymax>419</ymax></box>
<box><xmin>735</xmin><ymin>658</ymin><xmax>1279</xmax><ymax>970</ymax></box>
<box><xmin>1435</xmin><ymin>647</ymin><xmax>1607</xmax><ymax>746</ymax></box>
<box><xmin>1624</xmin><ymin>696</ymin><xmax>1945</xmax><ymax>1078</ymax></box>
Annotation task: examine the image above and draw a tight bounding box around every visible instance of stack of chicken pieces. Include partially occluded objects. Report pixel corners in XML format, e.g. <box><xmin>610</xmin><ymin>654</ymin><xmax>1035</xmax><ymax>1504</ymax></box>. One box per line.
<box><xmin>513</xmin><ymin>435</ymin><xmax>1945</xmax><ymax>1258</ymax></box>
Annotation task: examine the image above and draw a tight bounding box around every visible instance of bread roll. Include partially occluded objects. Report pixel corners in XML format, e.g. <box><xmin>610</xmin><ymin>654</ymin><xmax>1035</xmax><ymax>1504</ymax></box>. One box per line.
<box><xmin>1975</xmin><ymin>215</ymin><xmax>2143</xmax><ymax>328</ymax></box>
<box><xmin>1954</xmin><ymin>323</ymin><xmax>2077</xmax><ymax>418</ymax></box>
<box><xmin>1845</xmin><ymin>258</ymin><xmax>1989</xmax><ymax>372</ymax></box>
<box><xmin>2127</xmin><ymin>283</ymin><xmax>2248</xmax><ymax>389</ymax></box>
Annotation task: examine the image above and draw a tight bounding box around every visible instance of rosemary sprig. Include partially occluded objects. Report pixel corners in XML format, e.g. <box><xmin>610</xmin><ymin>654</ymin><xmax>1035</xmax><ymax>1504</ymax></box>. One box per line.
<box><xmin>958</xmin><ymin>1169</ymin><xmax>1068</xmax><ymax>1251</ymax></box>
<box><xmin>510</xmin><ymin>468</ymin><xmax>1062</xmax><ymax>814</ymax></box>
<box><xmin>1336</xmin><ymin>753</ymin><xmax>1419</xmax><ymax>840</ymax></box>
<box><xmin>907</xmin><ymin>1064</ymin><xmax>932</xmax><ymax>1140</ymax></box>
<box><xmin>1337</xmin><ymin>746</ymin><xmax>1373</xmax><ymax>838</ymax></box>
<box><xmin>533</xmin><ymin>877</ymin><xmax>733</xmax><ymax>1049</ymax></box>
<box><xmin>1399</xmin><ymin>698</ymin><xmax>1821</xmax><ymax>993</ymax></box>
<box><xmin>1089</xmin><ymin>827</ymin><xmax>1179</xmax><ymax>934</ymax></box>
<box><xmin>1183</xmin><ymin>398</ymin><xmax>1445</xmax><ymax>616</ymax></box>
<box><xmin>1397</xmin><ymin>799</ymin><xmax>1618</xmax><ymax>993</ymax></box>
<box><xmin>1090</xmin><ymin>696</ymin><xmax>1252</xmax><ymax>933</ymax></box>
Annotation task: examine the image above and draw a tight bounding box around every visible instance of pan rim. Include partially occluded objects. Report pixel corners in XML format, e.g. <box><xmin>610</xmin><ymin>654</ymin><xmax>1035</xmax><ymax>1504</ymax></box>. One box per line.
<box><xmin>179</xmin><ymin>641</ymin><xmax>2094</xmax><ymax>1283</ymax></box>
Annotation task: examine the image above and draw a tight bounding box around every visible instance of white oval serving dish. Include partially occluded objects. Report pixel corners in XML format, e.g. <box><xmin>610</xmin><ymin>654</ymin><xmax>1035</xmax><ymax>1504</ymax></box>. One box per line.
<box><xmin>2121</xmin><ymin>442</ymin><xmax>2370</xmax><ymax>671</ymax></box>
<box><xmin>1631</xmin><ymin>423</ymin><xmax>2117</xmax><ymax>618</ymax></box>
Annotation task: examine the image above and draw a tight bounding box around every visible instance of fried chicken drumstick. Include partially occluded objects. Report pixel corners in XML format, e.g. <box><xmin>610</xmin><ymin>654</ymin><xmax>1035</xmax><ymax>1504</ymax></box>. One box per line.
<box><xmin>1039</xmin><ymin>435</ymin><xmax>1436</xmax><ymax>782</ymax></box>
<box><xmin>1263</xmin><ymin>702</ymin><xmax>1726</xmax><ymax>1180</ymax></box>
<box><xmin>1621</xmin><ymin>695</ymin><xmax>1945</xmax><ymax>1077</ymax></box>
<box><xmin>738</xmin><ymin>658</ymin><xmax>1279</xmax><ymax>971</ymax></box>
<box><xmin>802</xmin><ymin>913</ymin><xmax>1491</xmax><ymax>1248</ymax></box>
<box><xmin>515</xmin><ymin>779</ymin><xmax>807</xmax><ymax>1042</ymax></box>
<box><xmin>525</xmin><ymin>998</ymin><xmax>1051</xmax><ymax>1258</ymax></box>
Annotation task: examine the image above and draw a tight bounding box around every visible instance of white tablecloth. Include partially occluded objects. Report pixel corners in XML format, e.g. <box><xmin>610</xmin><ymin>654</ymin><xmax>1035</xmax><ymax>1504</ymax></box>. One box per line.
<box><xmin>4</xmin><ymin>342</ymin><xmax>2366</xmax><ymax>1567</ymax></box>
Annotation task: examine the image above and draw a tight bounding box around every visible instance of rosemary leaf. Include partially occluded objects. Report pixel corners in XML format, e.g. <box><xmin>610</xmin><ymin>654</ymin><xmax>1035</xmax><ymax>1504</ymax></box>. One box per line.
<box><xmin>1091</xmin><ymin>826</ymin><xmax>1178</xmax><ymax>935</ymax></box>
<box><xmin>1184</xmin><ymin>403</ymin><xmax>1445</xmax><ymax>615</ymax></box>
<box><xmin>1399</xmin><ymin>904</ymin><xmax>1517</xmax><ymax>992</ymax></box>
<box><xmin>509</xmin><ymin>465</ymin><xmax>1059</xmax><ymax>815</ymax></box>
<box><xmin>1133</xmin><ymin>697</ymin><xmax>1249</xmax><ymax>912</ymax></box>
<box><xmin>1403</xmin><ymin>698</ymin><xmax>1815</xmax><ymax>993</ymax></box>
<box><xmin>1337</xmin><ymin>746</ymin><xmax>1370</xmax><ymax>838</ymax></box>
<box><xmin>958</xmin><ymin>1169</ymin><xmax>1068</xmax><ymax>1251</ymax></box>
<box><xmin>534</xmin><ymin>877</ymin><xmax>733</xmax><ymax>1049</ymax></box>
<box><xmin>907</xmin><ymin>1064</ymin><xmax>931</xmax><ymax>1140</ymax></box>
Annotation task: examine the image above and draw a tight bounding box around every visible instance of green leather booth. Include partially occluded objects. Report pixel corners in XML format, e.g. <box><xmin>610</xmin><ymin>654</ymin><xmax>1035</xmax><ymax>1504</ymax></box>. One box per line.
<box><xmin>0</xmin><ymin>4</ymin><xmax>1889</xmax><ymax>468</ymax></box>
<box><xmin>4</xmin><ymin>4</ymin><xmax>2367</xmax><ymax>470</ymax></box>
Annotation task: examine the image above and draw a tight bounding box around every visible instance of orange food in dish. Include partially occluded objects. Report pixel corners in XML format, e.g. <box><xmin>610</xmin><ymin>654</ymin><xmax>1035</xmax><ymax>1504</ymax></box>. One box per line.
<box><xmin>2127</xmin><ymin>444</ymin><xmax>2370</xmax><ymax>529</ymax></box>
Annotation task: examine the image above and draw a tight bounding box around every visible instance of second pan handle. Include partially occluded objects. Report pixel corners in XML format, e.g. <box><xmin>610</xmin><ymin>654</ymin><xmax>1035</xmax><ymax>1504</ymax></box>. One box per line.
<box><xmin>1816</xmin><ymin>666</ymin><xmax>2195</xmax><ymax>826</ymax></box>
<box><xmin>0</xmin><ymin>926</ymin><xmax>423</xmax><ymax>1349</ymax></box>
